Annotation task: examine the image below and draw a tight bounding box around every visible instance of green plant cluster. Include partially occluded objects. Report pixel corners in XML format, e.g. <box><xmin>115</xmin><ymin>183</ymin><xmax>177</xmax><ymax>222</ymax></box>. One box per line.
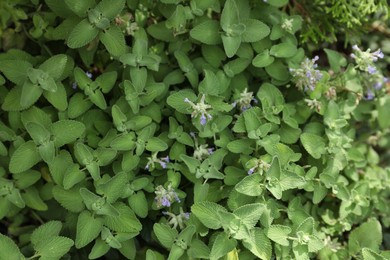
<box><xmin>290</xmin><ymin>0</ymin><xmax>389</xmax><ymax>44</ymax></box>
<box><xmin>0</xmin><ymin>0</ymin><xmax>390</xmax><ymax>259</ymax></box>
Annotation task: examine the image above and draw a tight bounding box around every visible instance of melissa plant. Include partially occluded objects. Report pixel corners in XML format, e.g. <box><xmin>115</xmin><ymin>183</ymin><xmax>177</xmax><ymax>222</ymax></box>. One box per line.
<box><xmin>0</xmin><ymin>0</ymin><xmax>390</xmax><ymax>259</ymax></box>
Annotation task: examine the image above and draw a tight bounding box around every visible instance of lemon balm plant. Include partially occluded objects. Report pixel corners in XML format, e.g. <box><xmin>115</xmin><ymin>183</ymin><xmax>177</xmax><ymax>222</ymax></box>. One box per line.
<box><xmin>0</xmin><ymin>0</ymin><xmax>390</xmax><ymax>259</ymax></box>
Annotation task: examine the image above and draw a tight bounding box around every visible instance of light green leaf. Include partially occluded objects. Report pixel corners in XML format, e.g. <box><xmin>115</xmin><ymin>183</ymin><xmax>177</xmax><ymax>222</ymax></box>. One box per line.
<box><xmin>362</xmin><ymin>248</ymin><xmax>387</xmax><ymax>260</ymax></box>
<box><xmin>63</xmin><ymin>164</ymin><xmax>85</xmax><ymax>189</ymax></box>
<box><xmin>300</xmin><ymin>133</ymin><xmax>326</xmax><ymax>159</ymax></box>
<box><xmin>0</xmin><ymin>234</ymin><xmax>24</xmax><ymax>260</ymax></box>
<box><xmin>67</xmin><ymin>19</ymin><xmax>99</xmax><ymax>48</ymax></box>
<box><xmin>270</xmin><ymin>42</ymin><xmax>297</xmax><ymax>58</ymax></box>
<box><xmin>39</xmin><ymin>54</ymin><xmax>68</xmax><ymax>80</ymax></box>
<box><xmin>76</xmin><ymin>210</ymin><xmax>104</xmax><ymax>248</ymax></box>
<box><xmin>128</xmin><ymin>191</ymin><xmax>148</xmax><ymax>218</ymax></box>
<box><xmin>21</xmin><ymin>81</ymin><xmax>43</xmax><ymax>108</ymax></box>
<box><xmin>266</xmin><ymin>225</ymin><xmax>291</xmax><ymax>246</ymax></box>
<box><xmin>222</xmin><ymin>35</ymin><xmax>241</xmax><ymax>58</ymax></box>
<box><xmin>324</xmin><ymin>48</ymin><xmax>347</xmax><ymax>73</ymax></box>
<box><xmin>348</xmin><ymin>219</ymin><xmax>382</xmax><ymax>255</ymax></box>
<box><xmin>153</xmin><ymin>223</ymin><xmax>178</xmax><ymax>249</ymax></box>
<box><xmin>103</xmin><ymin>203</ymin><xmax>142</xmax><ymax>233</ymax></box>
<box><xmin>89</xmin><ymin>239</ymin><xmax>110</xmax><ymax>259</ymax></box>
<box><xmin>241</xmin><ymin>19</ymin><xmax>270</xmax><ymax>43</ymax></box>
<box><xmin>9</xmin><ymin>141</ymin><xmax>41</xmax><ymax>174</ymax></box>
<box><xmin>99</xmin><ymin>26</ymin><xmax>126</xmax><ymax>57</ymax></box>
<box><xmin>235</xmin><ymin>174</ymin><xmax>263</xmax><ymax>196</ymax></box>
<box><xmin>191</xmin><ymin>201</ymin><xmax>227</xmax><ymax>229</ymax></box>
<box><xmin>234</xmin><ymin>203</ymin><xmax>264</xmax><ymax>228</ymax></box>
<box><xmin>43</xmin><ymin>82</ymin><xmax>68</xmax><ymax>111</ymax></box>
<box><xmin>64</xmin><ymin>0</ymin><xmax>94</xmax><ymax>16</ymax></box>
<box><xmin>0</xmin><ymin>60</ymin><xmax>31</xmax><ymax>85</ymax></box>
<box><xmin>52</xmin><ymin>185</ymin><xmax>85</xmax><ymax>212</ymax></box>
<box><xmin>267</xmin><ymin>0</ymin><xmax>288</xmax><ymax>7</ymax></box>
<box><xmin>35</xmin><ymin>236</ymin><xmax>74</xmax><ymax>258</ymax></box>
<box><xmin>227</xmin><ymin>139</ymin><xmax>255</xmax><ymax>154</ymax></box>
<box><xmin>377</xmin><ymin>96</ymin><xmax>390</xmax><ymax>130</ymax></box>
<box><xmin>221</xmin><ymin>0</ymin><xmax>239</xmax><ymax>27</ymax></box>
<box><xmin>95</xmin><ymin>0</ymin><xmax>125</xmax><ymax>19</ymax></box>
<box><xmin>190</xmin><ymin>20</ymin><xmax>221</xmax><ymax>45</ymax></box>
<box><xmin>210</xmin><ymin>232</ymin><xmax>237</xmax><ymax>260</ymax></box>
<box><xmin>242</xmin><ymin>228</ymin><xmax>272</xmax><ymax>260</ymax></box>
<box><xmin>146</xmin><ymin>137</ymin><xmax>168</xmax><ymax>152</ymax></box>
<box><xmin>51</xmin><ymin>120</ymin><xmax>86</xmax><ymax>147</ymax></box>
<box><xmin>252</xmin><ymin>50</ymin><xmax>274</xmax><ymax>68</ymax></box>
<box><xmin>166</xmin><ymin>89</ymin><xmax>197</xmax><ymax>114</ymax></box>
<box><xmin>68</xmin><ymin>93</ymin><xmax>93</xmax><ymax>118</ymax></box>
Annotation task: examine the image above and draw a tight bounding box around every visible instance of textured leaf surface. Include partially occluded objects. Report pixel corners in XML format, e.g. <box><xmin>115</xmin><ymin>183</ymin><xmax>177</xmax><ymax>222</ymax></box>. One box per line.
<box><xmin>9</xmin><ymin>141</ymin><xmax>40</xmax><ymax>173</ymax></box>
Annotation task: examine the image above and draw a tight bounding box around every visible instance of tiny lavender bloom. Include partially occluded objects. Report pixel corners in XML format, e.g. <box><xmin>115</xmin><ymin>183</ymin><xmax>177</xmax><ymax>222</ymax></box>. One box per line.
<box><xmin>290</xmin><ymin>56</ymin><xmax>323</xmax><ymax>91</ymax></box>
<box><xmin>72</xmin><ymin>82</ymin><xmax>78</xmax><ymax>89</ymax></box>
<box><xmin>162</xmin><ymin>208</ymin><xmax>190</xmax><ymax>229</ymax></box>
<box><xmin>365</xmin><ymin>89</ymin><xmax>375</xmax><ymax>101</ymax></box>
<box><xmin>191</xmin><ymin>133</ymin><xmax>215</xmax><ymax>160</ymax></box>
<box><xmin>146</xmin><ymin>153</ymin><xmax>171</xmax><ymax>171</ymax></box>
<box><xmin>86</xmin><ymin>72</ymin><xmax>93</xmax><ymax>78</ymax></box>
<box><xmin>154</xmin><ymin>184</ymin><xmax>180</xmax><ymax>208</ymax></box>
<box><xmin>350</xmin><ymin>45</ymin><xmax>384</xmax><ymax>74</ymax></box>
<box><xmin>184</xmin><ymin>94</ymin><xmax>213</xmax><ymax>125</ymax></box>
<box><xmin>234</xmin><ymin>88</ymin><xmax>258</xmax><ymax>112</ymax></box>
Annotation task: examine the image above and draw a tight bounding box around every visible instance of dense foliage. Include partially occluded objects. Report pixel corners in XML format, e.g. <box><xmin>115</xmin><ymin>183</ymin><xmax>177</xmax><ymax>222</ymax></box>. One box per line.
<box><xmin>0</xmin><ymin>0</ymin><xmax>390</xmax><ymax>259</ymax></box>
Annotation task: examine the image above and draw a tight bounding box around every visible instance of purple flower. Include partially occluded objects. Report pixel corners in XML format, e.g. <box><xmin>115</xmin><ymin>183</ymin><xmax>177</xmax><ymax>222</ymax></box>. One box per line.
<box><xmin>200</xmin><ymin>114</ymin><xmax>207</xmax><ymax>125</ymax></box>
<box><xmin>374</xmin><ymin>82</ymin><xmax>383</xmax><ymax>90</ymax></box>
<box><xmin>86</xmin><ymin>72</ymin><xmax>93</xmax><ymax>78</ymax></box>
<box><xmin>367</xmin><ymin>65</ymin><xmax>377</xmax><ymax>74</ymax></box>
<box><xmin>207</xmin><ymin>148</ymin><xmax>214</xmax><ymax>155</ymax></box>
<box><xmin>365</xmin><ymin>89</ymin><xmax>375</xmax><ymax>100</ymax></box>
<box><xmin>248</xmin><ymin>167</ymin><xmax>255</xmax><ymax>175</ymax></box>
<box><xmin>373</xmin><ymin>49</ymin><xmax>384</xmax><ymax>59</ymax></box>
<box><xmin>183</xmin><ymin>212</ymin><xmax>190</xmax><ymax>219</ymax></box>
<box><xmin>72</xmin><ymin>82</ymin><xmax>78</xmax><ymax>89</ymax></box>
<box><xmin>159</xmin><ymin>161</ymin><xmax>167</xmax><ymax>169</ymax></box>
<box><xmin>161</xmin><ymin>197</ymin><xmax>171</xmax><ymax>207</ymax></box>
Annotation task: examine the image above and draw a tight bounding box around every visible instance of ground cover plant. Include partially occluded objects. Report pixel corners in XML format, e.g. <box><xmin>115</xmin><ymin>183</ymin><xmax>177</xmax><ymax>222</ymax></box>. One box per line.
<box><xmin>1</xmin><ymin>0</ymin><xmax>390</xmax><ymax>259</ymax></box>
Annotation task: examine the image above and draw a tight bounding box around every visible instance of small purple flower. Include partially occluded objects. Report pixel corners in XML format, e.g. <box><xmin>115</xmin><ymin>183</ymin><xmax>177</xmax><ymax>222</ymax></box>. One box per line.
<box><xmin>86</xmin><ymin>72</ymin><xmax>93</xmax><ymax>78</ymax></box>
<box><xmin>365</xmin><ymin>89</ymin><xmax>375</xmax><ymax>100</ymax></box>
<box><xmin>145</xmin><ymin>164</ymin><xmax>149</xmax><ymax>170</ymax></box>
<box><xmin>161</xmin><ymin>197</ymin><xmax>171</xmax><ymax>207</ymax></box>
<box><xmin>373</xmin><ymin>49</ymin><xmax>384</xmax><ymax>59</ymax></box>
<box><xmin>184</xmin><ymin>98</ymin><xmax>190</xmax><ymax>103</ymax></box>
<box><xmin>72</xmin><ymin>82</ymin><xmax>78</xmax><ymax>89</ymax></box>
<box><xmin>374</xmin><ymin>81</ymin><xmax>383</xmax><ymax>90</ymax></box>
<box><xmin>367</xmin><ymin>65</ymin><xmax>377</xmax><ymax>74</ymax></box>
<box><xmin>207</xmin><ymin>148</ymin><xmax>214</xmax><ymax>155</ymax></box>
<box><xmin>200</xmin><ymin>114</ymin><xmax>207</xmax><ymax>125</ymax></box>
<box><xmin>248</xmin><ymin>167</ymin><xmax>255</xmax><ymax>175</ymax></box>
<box><xmin>159</xmin><ymin>161</ymin><xmax>167</xmax><ymax>169</ymax></box>
<box><xmin>183</xmin><ymin>212</ymin><xmax>190</xmax><ymax>219</ymax></box>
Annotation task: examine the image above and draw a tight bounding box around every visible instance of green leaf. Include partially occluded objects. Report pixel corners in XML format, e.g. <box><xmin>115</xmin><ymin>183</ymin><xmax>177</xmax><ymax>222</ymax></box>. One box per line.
<box><xmin>252</xmin><ymin>50</ymin><xmax>275</xmax><ymax>68</ymax></box>
<box><xmin>242</xmin><ymin>228</ymin><xmax>272</xmax><ymax>260</ymax></box>
<box><xmin>9</xmin><ymin>141</ymin><xmax>40</xmax><ymax>173</ymax></box>
<box><xmin>234</xmin><ymin>203</ymin><xmax>264</xmax><ymax>228</ymax></box>
<box><xmin>21</xmin><ymin>81</ymin><xmax>43</xmax><ymax>108</ymax></box>
<box><xmin>264</xmin><ymin>60</ymin><xmax>290</xmax><ymax>81</ymax></box>
<box><xmin>39</xmin><ymin>54</ymin><xmax>68</xmax><ymax>80</ymax></box>
<box><xmin>0</xmin><ymin>60</ymin><xmax>31</xmax><ymax>85</ymax></box>
<box><xmin>166</xmin><ymin>89</ymin><xmax>197</xmax><ymax>114</ymax></box>
<box><xmin>362</xmin><ymin>248</ymin><xmax>387</xmax><ymax>260</ymax></box>
<box><xmin>76</xmin><ymin>210</ymin><xmax>104</xmax><ymax>248</ymax></box>
<box><xmin>89</xmin><ymin>239</ymin><xmax>110</xmax><ymax>259</ymax></box>
<box><xmin>68</xmin><ymin>93</ymin><xmax>93</xmax><ymax>118</ymax></box>
<box><xmin>267</xmin><ymin>0</ymin><xmax>288</xmax><ymax>7</ymax></box>
<box><xmin>2</xmin><ymin>87</ymin><xmax>32</xmax><ymax>111</ymax></box>
<box><xmin>103</xmin><ymin>203</ymin><xmax>142</xmax><ymax>233</ymax></box>
<box><xmin>241</xmin><ymin>19</ymin><xmax>270</xmax><ymax>42</ymax></box>
<box><xmin>67</xmin><ymin>19</ymin><xmax>99</xmax><ymax>48</ymax></box>
<box><xmin>222</xmin><ymin>35</ymin><xmax>241</xmax><ymax>58</ymax></box>
<box><xmin>7</xmin><ymin>188</ymin><xmax>25</xmax><ymax>208</ymax></box>
<box><xmin>210</xmin><ymin>232</ymin><xmax>237</xmax><ymax>260</ymax></box>
<box><xmin>300</xmin><ymin>133</ymin><xmax>326</xmax><ymax>159</ymax></box>
<box><xmin>22</xmin><ymin>186</ymin><xmax>48</xmax><ymax>211</ymax></box>
<box><xmin>128</xmin><ymin>191</ymin><xmax>148</xmax><ymax>218</ymax></box>
<box><xmin>266</xmin><ymin>225</ymin><xmax>291</xmax><ymax>246</ymax></box>
<box><xmin>377</xmin><ymin>96</ymin><xmax>390</xmax><ymax>130</ymax></box>
<box><xmin>25</xmin><ymin>122</ymin><xmax>51</xmax><ymax>145</ymax></box>
<box><xmin>221</xmin><ymin>0</ymin><xmax>239</xmax><ymax>27</ymax></box>
<box><xmin>63</xmin><ymin>164</ymin><xmax>85</xmax><ymax>189</ymax></box>
<box><xmin>227</xmin><ymin>139</ymin><xmax>254</xmax><ymax>154</ymax></box>
<box><xmin>95</xmin><ymin>0</ymin><xmax>125</xmax><ymax>20</ymax></box>
<box><xmin>235</xmin><ymin>174</ymin><xmax>264</xmax><ymax>196</ymax></box>
<box><xmin>324</xmin><ymin>48</ymin><xmax>347</xmax><ymax>73</ymax></box>
<box><xmin>190</xmin><ymin>20</ymin><xmax>221</xmax><ymax>45</ymax></box>
<box><xmin>153</xmin><ymin>223</ymin><xmax>178</xmax><ymax>249</ymax></box>
<box><xmin>0</xmin><ymin>234</ymin><xmax>24</xmax><ymax>260</ymax></box>
<box><xmin>191</xmin><ymin>201</ymin><xmax>227</xmax><ymax>229</ymax></box>
<box><xmin>348</xmin><ymin>219</ymin><xmax>382</xmax><ymax>256</ymax></box>
<box><xmin>64</xmin><ymin>0</ymin><xmax>94</xmax><ymax>16</ymax></box>
<box><xmin>35</xmin><ymin>236</ymin><xmax>74</xmax><ymax>258</ymax></box>
<box><xmin>52</xmin><ymin>185</ymin><xmax>85</xmax><ymax>212</ymax></box>
<box><xmin>99</xmin><ymin>26</ymin><xmax>126</xmax><ymax>57</ymax></box>
<box><xmin>51</xmin><ymin>120</ymin><xmax>86</xmax><ymax>147</ymax></box>
<box><xmin>100</xmin><ymin>172</ymin><xmax>128</xmax><ymax>203</ymax></box>
<box><xmin>270</xmin><ymin>42</ymin><xmax>297</xmax><ymax>58</ymax></box>
<box><xmin>43</xmin><ymin>82</ymin><xmax>68</xmax><ymax>111</ymax></box>
<box><xmin>146</xmin><ymin>137</ymin><xmax>168</xmax><ymax>152</ymax></box>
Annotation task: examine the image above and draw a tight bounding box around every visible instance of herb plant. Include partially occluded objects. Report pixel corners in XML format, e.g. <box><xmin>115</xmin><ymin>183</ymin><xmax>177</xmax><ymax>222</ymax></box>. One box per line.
<box><xmin>0</xmin><ymin>0</ymin><xmax>390</xmax><ymax>259</ymax></box>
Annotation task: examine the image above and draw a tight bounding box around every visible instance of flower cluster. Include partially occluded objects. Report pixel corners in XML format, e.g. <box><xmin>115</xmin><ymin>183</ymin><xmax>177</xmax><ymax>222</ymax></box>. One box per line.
<box><xmin>350</xmin><ymin>45</ymin><xmax>384</xmax><ymax>75</ymax></box>
<box><xmin>154</xmin><ymin>184</ymin><xmax>180</xmax><ymax>208</ymax></box>
<box><xmin>290</xmin><ymin>56</ymin><xmax>323</xmax><ymax>91</ymax></box>
<box><xmin>305</xmin><ymin>98</ymin><xmax>322</xmax><ymax>112</ymax></box>
<box><xmin>162</xmin><ymin>208</ymin><xmax>190</xmax><ymax>229</ymax></box>
<box><xmin>190</xmin><ymin>132</ymin><xmax>214</xmax><ymax>160</ymax></box>
<box><xmin>145</xmin><ymin>153</ymin><xmax>170</xmax><ymax>171</ymax></box>
<box><xmin>184</xmin><ymin>94</ymin><xmax>213</xmax><ymax>125</ymax></box>
<box><xmin>233</xmin><ymin>88</ymin><xmax>258</xmax><ymax>112</ymax></box>
<box><xmin>247</xmin><ymin>159</ymin><xmax>271</xmax><ymax>175</ymax></box>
